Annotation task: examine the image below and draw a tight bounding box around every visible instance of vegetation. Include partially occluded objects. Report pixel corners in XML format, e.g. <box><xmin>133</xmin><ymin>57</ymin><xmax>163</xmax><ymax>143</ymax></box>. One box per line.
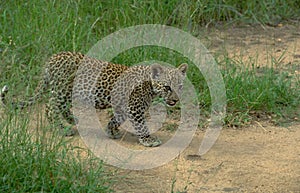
<box><xmin>0</xmin><ymin>109</ymin><xmax>112</xmax><ymax>192</ymax></box>
<box><xmin>0</xmin><ymin>0</ymin><xmax>299</xmax><ymax>192</ymax></box>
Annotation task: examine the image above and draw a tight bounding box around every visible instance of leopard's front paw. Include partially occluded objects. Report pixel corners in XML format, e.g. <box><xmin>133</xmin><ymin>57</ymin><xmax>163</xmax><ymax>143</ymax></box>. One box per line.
<box><xmin>139</xmin><ymin>135</ymin><xmax>162</xmax><ymax>147</ymax></box>
<box><xmin>105</xmin><ymin>128</ymin><xmax>123</xmax><ymax>139</ymax></box>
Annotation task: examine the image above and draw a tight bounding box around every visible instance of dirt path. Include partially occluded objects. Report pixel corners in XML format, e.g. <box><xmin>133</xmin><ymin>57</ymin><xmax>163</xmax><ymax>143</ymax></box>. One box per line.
<box><xmin>201</xmin><ymin>23</ymin><xmax>300</xmax><ymax>70</ymax></box>
<box><xmin>102</xmin><ymin>24</ymin><xmax>300</xmax><ymax>193</ymax></box>
<box><xmin>108</xmin><ymin>124</ymin><xmax>299</xmax><ymax>192</ymax></box>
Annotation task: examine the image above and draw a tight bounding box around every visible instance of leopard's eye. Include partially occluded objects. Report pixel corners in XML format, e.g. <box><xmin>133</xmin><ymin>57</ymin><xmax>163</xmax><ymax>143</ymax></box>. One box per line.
<box><xmin>164</xmin><ymin>85</ymin><xmax>172</xmax><ymax>91</ymax></box>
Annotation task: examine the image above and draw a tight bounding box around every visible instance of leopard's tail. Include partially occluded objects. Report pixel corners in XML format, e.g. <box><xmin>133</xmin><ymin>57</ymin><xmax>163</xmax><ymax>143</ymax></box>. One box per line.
<box><xmin>1</xmin><ymin>79</ymin><xmax>48</xmax><ymax>109</ymax></box>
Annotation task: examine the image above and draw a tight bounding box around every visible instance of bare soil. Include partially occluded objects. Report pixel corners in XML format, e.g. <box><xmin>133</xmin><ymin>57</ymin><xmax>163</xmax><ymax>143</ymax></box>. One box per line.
<box><xmin>102</xmin><ymin>124</ymin><xmax>299</xmax><ymax>193</ymax></box>
<box><xmin>98</xmin><ymin>24</ymin><xmax>299</xmax><ymax>193</ymax></box>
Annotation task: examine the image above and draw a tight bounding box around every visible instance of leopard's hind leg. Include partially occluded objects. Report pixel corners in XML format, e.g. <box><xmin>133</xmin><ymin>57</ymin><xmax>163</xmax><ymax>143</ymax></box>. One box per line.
<box><xmin>45</xmin><ymin>93</ymin><xmax>75</xmax><ymax>136</ymax></box>
<box><xmin>105</xmin><ymin>109</ymin><xmax>126</xmax><ymax>139</ymax></box>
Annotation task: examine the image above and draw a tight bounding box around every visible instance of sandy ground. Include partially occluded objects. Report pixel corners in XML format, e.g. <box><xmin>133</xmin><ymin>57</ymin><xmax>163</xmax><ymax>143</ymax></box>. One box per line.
<box><xmin>102</xmin><ymin>124</ymin><xmax>299</xmax><ymax>192</ymax></box>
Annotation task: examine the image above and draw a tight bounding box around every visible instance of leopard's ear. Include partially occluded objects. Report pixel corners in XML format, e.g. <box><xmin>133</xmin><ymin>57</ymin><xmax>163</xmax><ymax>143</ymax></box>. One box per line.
<box><xmin>151</xmin><ymin>64</ymin><xmax>164</xmax><ymax>80</ymax></box>
<box><xmin>177</xmin><ymin>63</ymin><xmax>188</xmax><ymax>75</ymax></box>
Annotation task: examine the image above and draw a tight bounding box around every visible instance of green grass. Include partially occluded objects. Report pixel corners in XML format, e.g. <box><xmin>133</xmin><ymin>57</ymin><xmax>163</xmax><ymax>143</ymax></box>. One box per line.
<box><xmin>0</xmin><ymin>0</ymin><xmax>300</xmax><ymax>192</ymax></box>
<box><xmin>0</xmin><ymin>109</ymin><xmax>112</xmax><ymax>192</ymax></box>
<box><xmin>221</xmin><ymin>58</ymin><xmax>300</xmax><ymax>126</ymax></box>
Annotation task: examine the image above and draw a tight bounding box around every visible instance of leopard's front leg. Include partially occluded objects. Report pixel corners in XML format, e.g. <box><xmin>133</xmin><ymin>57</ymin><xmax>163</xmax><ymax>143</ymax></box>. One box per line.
<box><xmin>129</xmin><ymin>111</ymin><xmax>162</xmax><ymax>147</ymax></box>
<box><xmin>126</xmin><ymin>82</ymin><xmax>162</xmax><ymax>147</ymax></box>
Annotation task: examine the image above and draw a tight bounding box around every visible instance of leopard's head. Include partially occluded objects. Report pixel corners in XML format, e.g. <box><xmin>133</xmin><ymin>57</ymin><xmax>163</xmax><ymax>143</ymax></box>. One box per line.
<box><xmin>150</xmin><ymin>63</ymin><xmax>188</xmax><ymax>107</ymax></box>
